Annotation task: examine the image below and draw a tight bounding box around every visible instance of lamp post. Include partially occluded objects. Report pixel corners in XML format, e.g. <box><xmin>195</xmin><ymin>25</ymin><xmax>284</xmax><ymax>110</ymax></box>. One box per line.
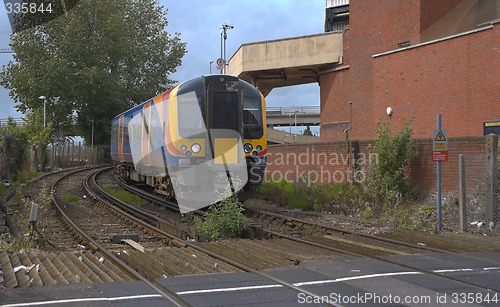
<box><xmin>91</xmin><ymin>120</ymin><xmax>94</xmax><ymax>163</ymax></box>
<box><xmin>220</xmin><ymin>23</ymin><xmax>234</xmax><ymax>74</ymax></box>
<box><xmin>38</xmin><ymin>96</ymin><xmax>46</xmax><ymax>128</ymax></box>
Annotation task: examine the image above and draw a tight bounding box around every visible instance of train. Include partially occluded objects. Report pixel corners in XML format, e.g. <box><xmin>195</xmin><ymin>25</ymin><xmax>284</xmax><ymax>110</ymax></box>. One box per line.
<box><xmin>110</xmin><ymin>75</ymin><xmax>267</xmax><ymax>213</ymax></box>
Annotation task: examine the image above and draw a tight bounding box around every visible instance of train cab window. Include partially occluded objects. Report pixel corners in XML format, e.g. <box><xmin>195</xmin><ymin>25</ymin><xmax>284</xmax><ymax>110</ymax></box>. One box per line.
<box><xmin>213</xmin><ymin>92</ymin><xmax>238</xmax><ymax>131</ymax></box>
<box><xmin>243</xmin><ymin>96</ymin><xmax>263</xmax><ymax>139</ymax></box>
<box><xmin>178</xmin><ymin>92</ymin><xmax>206</xmax><ymax>138</ymax></box>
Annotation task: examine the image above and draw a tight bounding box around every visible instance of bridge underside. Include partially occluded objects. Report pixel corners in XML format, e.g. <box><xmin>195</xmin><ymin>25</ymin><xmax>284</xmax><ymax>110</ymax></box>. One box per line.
<box><xmin>227</xmin><ymin>32</ymin><xmax>343</xmax><ymax>97</ymax></box>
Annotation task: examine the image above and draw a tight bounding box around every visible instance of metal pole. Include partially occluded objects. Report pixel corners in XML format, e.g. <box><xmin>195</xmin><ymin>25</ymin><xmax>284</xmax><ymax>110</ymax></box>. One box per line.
<box><xmin>437</xmin><ymin>114</ymin><xmax>442</xmax><ymax>231</ymax></box>
<box><xmin>39</xmin><ymin>96</ymin><xmax>47</xmax><ymax>128</ymax></box>
<box><xmin>223</xmin><ymin>29</ymin><xmax>227</xmax><ymax>74</ymax></box>
<box><xmin>220</xmin><ymin>29</ymin><xmax>223</xmax><ymax>74</ymax></box>
<box><xmin>91</xmin><ymin>120</ymin><xmax>94</xmax><ymax>163</ymax></box>
<box><xmin>210</xmin><ymin>61</ymin><xmax>213</xmax><ymax>74</ymax></box>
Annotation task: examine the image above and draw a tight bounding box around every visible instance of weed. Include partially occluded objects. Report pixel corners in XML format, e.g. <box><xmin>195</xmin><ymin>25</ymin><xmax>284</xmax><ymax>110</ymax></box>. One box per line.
<box><xmin>302</xmin><ymin>226</ymin><xmax>323</xmax><ymax>238</ymax></box>
<box><xmin>62</xmin><ymin>194</ymin><xmax>79</xmax><ymax>203</ymax></box>
<box><xmin>195</xmin><ymin>194</ymin><xmax>247</xmax><ymax>240</ymax></box>
<box><xmin>0</xmin><ymin>233</ymin><xmax>34</xmax><ymax>252</ymax></box>
<box><xmin>102</xmin><ymin>186</ymin><xmax>149</xmax><ymax>207</ymax></box>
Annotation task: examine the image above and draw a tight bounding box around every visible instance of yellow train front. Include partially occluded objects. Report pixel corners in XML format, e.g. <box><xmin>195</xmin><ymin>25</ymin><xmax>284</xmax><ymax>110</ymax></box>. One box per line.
<box><xmin>111</xmin><ymin>75</ymin><xmax>267</xmax><ymax>211</ymax></box>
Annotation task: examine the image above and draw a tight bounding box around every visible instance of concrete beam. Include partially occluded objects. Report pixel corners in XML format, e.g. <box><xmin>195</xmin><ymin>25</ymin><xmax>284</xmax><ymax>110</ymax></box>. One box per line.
<box><xmin>227</xmin><ymin>32</ymin><xmax>343</xmax><ymax>96</ymax></box>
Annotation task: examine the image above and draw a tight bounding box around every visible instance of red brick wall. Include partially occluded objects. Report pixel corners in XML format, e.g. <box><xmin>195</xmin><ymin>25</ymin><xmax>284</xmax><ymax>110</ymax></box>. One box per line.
<box><xmin>373</xmin><ymin>24</ymin><xmax>500</xmax><ymax>139</ymax></box>
<box><xmin>266</xmin><ymin>136</ymin><xmax>486</xmax><ymax>195</ymax></box>
<box><xmin>319</xmin><ymin>66</ymin><xmax>351</xmax><ymax>142</ymax></box>
<box><xmin>320</xmin><ymin>0</ymin><xmax>421</xmax><ymax>142</ymax></box>
<box><xmin>320</xmin><ymin>1</ymin><xmax>499</xmax><ymax>143</ymax></box>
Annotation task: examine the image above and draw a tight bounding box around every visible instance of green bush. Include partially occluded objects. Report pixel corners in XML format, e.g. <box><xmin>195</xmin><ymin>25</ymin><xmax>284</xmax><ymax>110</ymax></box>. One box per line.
<box><xmin>365</xmin><ymin>118</ymin><xmax>417</xmax><ymax>212</ymax></box>
<box><xmin>195</xmin><ymin>195</ymin><xmax>247</xmax><ymax>240</ymax></box>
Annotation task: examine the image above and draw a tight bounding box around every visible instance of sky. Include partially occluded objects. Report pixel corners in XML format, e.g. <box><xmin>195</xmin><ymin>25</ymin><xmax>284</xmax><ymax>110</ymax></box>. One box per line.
<box><xmin>0</xmin><ymin>0</ymin><xmax>325</xmax><ymax>134</ymax></box>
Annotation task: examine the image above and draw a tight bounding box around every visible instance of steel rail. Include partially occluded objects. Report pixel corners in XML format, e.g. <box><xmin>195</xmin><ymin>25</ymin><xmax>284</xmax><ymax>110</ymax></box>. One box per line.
<box><xmin>245</xmin><ymin>207</ymin><xmax>450</xmax><ymax>253</ymax></box>
<box><xmin>109</xmin><ymin>169</ymin><xmax>500</xmax><ymax>296</ymax></box>
<box><xmin>246</xmin><ymin>207</ymin><xmax>500</xmax><ymax>266</ymax></box>
<box><xmin>94</xmin><ymin>169</ymin><xmax>343</xmax><ymax>306</ymax></box>
<box><xmin>51</xmin><ymin>167</ymin><xmax>191</xmax><ymax>307</ymax></box>
<box><xmin>246</xmin><ymin>208</ymin><xmax>500</xmax><ymax>293</ymax></box>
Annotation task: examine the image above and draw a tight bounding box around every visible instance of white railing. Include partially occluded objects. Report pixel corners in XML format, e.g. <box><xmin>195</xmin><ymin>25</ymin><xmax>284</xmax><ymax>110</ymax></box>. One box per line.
<box><xmin>326</xmin><ymin>0</ymin><xmax>349</xmax><ymax>8</ymax></box>
<box><xmin>266</xmin><ymin>106</ymin><xmax>320</xmax><ymax>115</ymax></box>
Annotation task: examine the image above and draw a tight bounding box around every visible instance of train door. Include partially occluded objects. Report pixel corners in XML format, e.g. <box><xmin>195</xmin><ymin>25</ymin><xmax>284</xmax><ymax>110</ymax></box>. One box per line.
<box><xmin>118</xmin><ymin>115</ymin><xmax>125</xmax><ymax>162</ymax></box>
<box><xmin>206</xmin><ymin>77</ymin><xmax>243</xmax><ymax>165</ymax></box>
<box><xmin>142</xmin><ymin>102</ymin><xmax>152</xmax><ymax>166</ymax></box>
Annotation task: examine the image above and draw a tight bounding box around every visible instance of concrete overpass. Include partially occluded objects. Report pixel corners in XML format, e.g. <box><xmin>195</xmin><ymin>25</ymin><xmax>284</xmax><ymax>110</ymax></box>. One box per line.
<box><xmin>267</xmin><ymin>128</ymin><xmax>320</xmax><ymax>144</ymax></box>
<box><xmin>266</xmin><ymin>106</ymin><xmax>320</xmax><ymax>127</ymax></box>
<box><xmin>227</xmin><ymin>31</ymin><xmax>343</xmax><ymax>96</ymax></box>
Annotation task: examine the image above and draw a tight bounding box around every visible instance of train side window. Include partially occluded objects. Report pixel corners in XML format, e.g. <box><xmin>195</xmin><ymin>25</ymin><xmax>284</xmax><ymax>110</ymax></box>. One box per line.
<box><xmin>112</xmin><ymin>123</ymin><xmax>118</xmax><ymax>145</ymax></box>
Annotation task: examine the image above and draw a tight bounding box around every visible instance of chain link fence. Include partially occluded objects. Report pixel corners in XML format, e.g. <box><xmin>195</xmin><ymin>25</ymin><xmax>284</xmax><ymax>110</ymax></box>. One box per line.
<box><xmin>458</xmin><ymin>154</ymin><xmax>500</xmax><ymax>233</ymax></box>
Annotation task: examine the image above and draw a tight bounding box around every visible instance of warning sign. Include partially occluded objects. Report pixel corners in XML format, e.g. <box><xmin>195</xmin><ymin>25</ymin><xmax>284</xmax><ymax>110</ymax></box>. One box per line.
<box><xmin>432</xmin><ymin>151</ymin><xmax>448</xmax><ymax>161</ymax></box>
<box><xmin>434</xmin><ymin>130</ymin><xmax>446</xmax><ymax>141</ymax></box>
<box><xmin>433</xmin><ymin>129</ymin><xmax>448</xmax><ymax>151</ymax></box>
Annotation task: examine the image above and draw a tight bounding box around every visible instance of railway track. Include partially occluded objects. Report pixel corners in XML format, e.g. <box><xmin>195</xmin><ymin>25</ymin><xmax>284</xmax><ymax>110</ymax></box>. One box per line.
<box><xmin>109</xmin><ymin>173</ymin><xmax>500</xmax><ymax>295</ymax></box>
<box><xmin>2</xmin><ymin>167</ymin><xmax>498</xmax><ymax>304</ymax></box>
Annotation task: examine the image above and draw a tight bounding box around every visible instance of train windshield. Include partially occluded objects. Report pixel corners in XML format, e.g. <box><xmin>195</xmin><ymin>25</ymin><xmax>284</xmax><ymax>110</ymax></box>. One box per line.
<box><xmin>177</xmin><ymin>92</ymin><xmax>206</xmax><ymax>138</ymax></box>
<box><xmin>243</xmin><ymin>96</ymin><xmax>263</xmax><ymax>139</ymax></box>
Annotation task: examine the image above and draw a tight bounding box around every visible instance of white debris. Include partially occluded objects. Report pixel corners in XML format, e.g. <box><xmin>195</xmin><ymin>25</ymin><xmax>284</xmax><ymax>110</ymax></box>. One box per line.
<box><xmin>99</xmin><ymin>257</ymin><xmax>105</xmax><ymax>264</ymax></box>
<box><xmin>13</xmin><ymin>265</ymin><xmax>27</xmax><ymax>273</ymax></box>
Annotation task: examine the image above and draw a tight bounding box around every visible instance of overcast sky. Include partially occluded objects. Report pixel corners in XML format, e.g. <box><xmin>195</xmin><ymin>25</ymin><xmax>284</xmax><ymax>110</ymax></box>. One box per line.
<box><xmin>0</xmin><ymin>0</ymin><xmax>324</xmax><ymax>132</ymax></box>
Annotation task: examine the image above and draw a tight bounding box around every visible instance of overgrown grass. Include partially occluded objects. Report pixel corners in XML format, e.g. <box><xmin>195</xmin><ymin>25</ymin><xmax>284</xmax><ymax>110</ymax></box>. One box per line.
<box><xmin>257</xmin><ymin>179</ymin><xmax>434</xmax><ymax>231</ymax></box>
<box><xmin>102</xmin><ymin>187</ymin><xmax>149</xmax><ymax>207</ymax></box>
<box><xmin>62</xmin><ymin>194</ymin><xmax>80</xmax><ymax>203</ymax></box>
<box><xmin>11</xmin><ymin>169</ymin><xmax>41</xmax><ymax>185</ymax></box>
<box><xmin>258</xmin><ymin>179</ymin><xmax>367</xmax><ymax>214</ymax></box>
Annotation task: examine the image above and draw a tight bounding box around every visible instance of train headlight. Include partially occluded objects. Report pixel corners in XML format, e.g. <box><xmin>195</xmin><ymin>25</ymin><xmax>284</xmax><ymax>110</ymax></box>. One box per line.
<box><xmin>256</xmin><ymin>145</ymin><xmax>262</xmax><ymax>152</ymax></box>
<box><xmin>244</xmin><ymin>143</ymin><xmax>253</xmax><ymax>154</ymax></box>
<box><xmin>180</xmin><ymin>145</ymin><xmax>187</xmax><ymax>152</ymax></box>
<box><xmin>191</xmin><ymin>143</ymin><xmax>201</xmax><ymax>154</ymax></box>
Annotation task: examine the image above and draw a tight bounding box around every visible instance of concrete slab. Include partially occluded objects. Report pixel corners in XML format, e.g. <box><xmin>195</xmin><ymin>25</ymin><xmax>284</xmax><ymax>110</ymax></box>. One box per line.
<box><xmin>0</xmin><ymin>283</ymin><xmax>110</xmax><ymax>307</ymax></box>
<box><xmin>157</xmin><ymin>272</ymin><xmax>300</xmax><ymax>306</ymax></box>
<box><xmin>96</xmin><ymin>280</ymin><xmax>173</xmax><ymax>307</ymax></box>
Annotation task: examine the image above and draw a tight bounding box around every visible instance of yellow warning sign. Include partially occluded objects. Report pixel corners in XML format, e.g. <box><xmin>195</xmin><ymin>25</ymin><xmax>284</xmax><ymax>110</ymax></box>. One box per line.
<box><xmin>434</xmin><ymin>143</ymin><xmax>447</xmax><ymax>150</ymax></box>
<box><xmin>434</xmin><ymin>130</ymin><xmax>446</xmax><ymax>141</ymax></box>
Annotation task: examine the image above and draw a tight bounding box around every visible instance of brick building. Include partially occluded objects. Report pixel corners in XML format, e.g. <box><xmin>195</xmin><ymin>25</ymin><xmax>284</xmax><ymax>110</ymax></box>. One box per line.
<box><xmin>320</xmin><ymin>0</ymin><xmax>500</xmax><ymax>142</ymax></box>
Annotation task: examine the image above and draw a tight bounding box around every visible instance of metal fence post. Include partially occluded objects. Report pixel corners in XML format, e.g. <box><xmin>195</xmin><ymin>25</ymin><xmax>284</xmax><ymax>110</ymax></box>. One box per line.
<box><xmin>485</xmin><ymin>134</ymin><xmax>499</xmax><ymax>229</ymax></box>
<box><xmin>458</xmin><ymin>154</ymin><xmax>466</xmax><ymax>233</ymax></box>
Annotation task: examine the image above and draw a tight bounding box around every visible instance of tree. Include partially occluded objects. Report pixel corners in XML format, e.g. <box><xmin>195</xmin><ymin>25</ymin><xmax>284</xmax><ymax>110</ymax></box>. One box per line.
<box><xmin>303</xmin><ymin>125</ymin><xmax>313</xmax><ymax>136</ymax></box>
<box><xmin>0</xmin><ymin>0</ymin><xmax>187</xmax><ymax>145</ymax></box>
<box><xmin>0</xmin><ymin>117</ymin><xmax>29</xmax><ymax>179</ymax></box>
<box><xmin>22</xmin><ymin>110</ymin><xmax>54</xmax><ymax>171</ymax></box>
